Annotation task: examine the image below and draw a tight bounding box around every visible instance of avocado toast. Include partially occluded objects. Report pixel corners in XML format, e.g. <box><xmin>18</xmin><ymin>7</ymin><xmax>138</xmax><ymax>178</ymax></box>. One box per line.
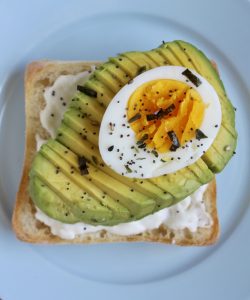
<box><xmin>12</xmin><ymin>40</ymin><xmax>237</xmax><ymax>244</ymax></box>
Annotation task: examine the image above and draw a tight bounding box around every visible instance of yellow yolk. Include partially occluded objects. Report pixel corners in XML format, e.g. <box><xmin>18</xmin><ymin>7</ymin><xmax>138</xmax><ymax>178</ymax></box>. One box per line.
<box><xmin>127</xmin><ymin>79</ymin><xmax>206</xmax><ymax>153</ymax></box>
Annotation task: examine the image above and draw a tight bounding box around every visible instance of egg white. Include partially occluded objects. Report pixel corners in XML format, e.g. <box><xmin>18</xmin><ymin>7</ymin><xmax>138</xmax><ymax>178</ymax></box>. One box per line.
<box><xmin>99</xmin><ymin>66</ymin><xmax>221</xmax><ymax>179</ymax></box>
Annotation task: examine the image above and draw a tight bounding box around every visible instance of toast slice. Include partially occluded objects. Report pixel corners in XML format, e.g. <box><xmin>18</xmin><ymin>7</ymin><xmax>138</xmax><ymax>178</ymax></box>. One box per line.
<box><xmin>12</xmin><ymin>61</ymin><xmax>219</xmax><ymax>245</ymax></box>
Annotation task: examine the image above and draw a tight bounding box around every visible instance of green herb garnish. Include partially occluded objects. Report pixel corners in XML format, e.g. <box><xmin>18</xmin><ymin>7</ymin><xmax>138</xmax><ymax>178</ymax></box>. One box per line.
<box><xmin>77</xmin><ymin>85</ymin><xmax>97</xmax><ymax>98</ymax></box>
<box><xmin>128</xmin><ymin>113</ymin><xmax>141</xmax><ymax>123</ymax></box>
<box><xmin>181</xmin><ymin>69</ymin><xmax>202</xmax><ymax>87</ymax></box>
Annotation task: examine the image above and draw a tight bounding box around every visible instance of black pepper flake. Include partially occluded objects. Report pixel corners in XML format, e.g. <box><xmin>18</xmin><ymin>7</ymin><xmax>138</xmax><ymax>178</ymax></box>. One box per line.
<box><xmin>136</xmin><ymin>157</ymin><xmax>146</xmax><ymax>160</ymax></box>
<box><xmin>182</xmin><ymin>69</ymin><xmax>202</xmax><ymax>87</ymax></box>
<box><xmin>147</xmin><ymin>104</ymin><xmax>175</xmax><ymax>121</ymax></box>
<box><xmin>108</xmin><ymin>145</ymin><xmax>114</xmax><ymax>152</ymax></box>
<box><xmin>78</xmin><ymin>156</ymin><xmax>89</xmax><ymax>175</ymax></box>
<box><xmin>77</xmin><ymin>85</ymin><xmax>97</xmax><ymax>98</ymax></box>
<box><xmin>168</xmin><ymin>131</ymin><xmax>180</xmax><ymax>151</ymax></box>
<box><xmin>214</xmin><ymin>124</ymin><xmax>218</xmax><ymax>128</ymax></box>
<box><xmin>138</xmin><ymin>143</ymin><xmax>146</xmax><ymax>149</ymax></box>
<box><xmin>137</xmin><ymin>134</ymin><xmax>148</xmax><ymax>146</ymax></box>
<box><xmin>146</xmin><ymin>114</ymin><xmax>157</xmax><ymax>121</ymax></box>
<box><xmin>128</xmin><ymin>113</ymin><xmax>141</xmax><ymax>123</ymax></box>
<box><xmin>51</xmin><ymin>90</ymin><xmax>55</xmax><ymax>96</ymax></box>
<box><xmin>195</xmin><ymin>129</ymin><xmax>208</xmax><ymax>140</ymax></box>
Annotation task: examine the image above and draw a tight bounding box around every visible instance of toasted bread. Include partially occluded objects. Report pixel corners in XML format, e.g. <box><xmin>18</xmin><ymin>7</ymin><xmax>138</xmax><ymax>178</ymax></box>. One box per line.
<box><xmin>12</xmin><ymin>61</ymin><xmax>219</xmax><ymax>245</ymax></box>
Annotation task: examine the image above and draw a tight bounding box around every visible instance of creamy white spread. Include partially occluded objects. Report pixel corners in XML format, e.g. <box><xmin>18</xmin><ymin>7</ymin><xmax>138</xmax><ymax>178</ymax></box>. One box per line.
<box><xmin>35</xmin><ymin>66</ymin><xmax>94</xmax><ymax>150</ymax></box>
<box><xmin>34</xmin><ymin>70</ymin><xmax>213</xmax><ymax>240</ymax></box>
<box><xmin>35</xmin><ymin>184</ymin><xmax>212</xmax><ymax>240</ymax></box>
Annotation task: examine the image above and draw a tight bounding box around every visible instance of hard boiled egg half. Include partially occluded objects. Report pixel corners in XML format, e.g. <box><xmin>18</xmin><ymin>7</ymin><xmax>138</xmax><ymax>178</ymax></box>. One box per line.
<box><xmin>99</xmin><ymin>66</ymin><xmax>221</xmax><ymax>179</ymax></box>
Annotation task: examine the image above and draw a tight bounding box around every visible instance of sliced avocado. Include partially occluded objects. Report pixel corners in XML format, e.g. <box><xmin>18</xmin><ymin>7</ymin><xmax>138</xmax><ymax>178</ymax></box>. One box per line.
<box><xmin>31</xmin><ymin>154</ymin><xmax>113</xmax><ymax>225</ymax></box>
<box><xmin>174</xmin><ymin>40</ymin><xmax>236</xmax><ymax>129</ymax></box>
<box><xmin>84</xmin><ymin>78</ymin><xmax>114</xmax><ymax>107</ymax></box>
<box><xmin>94</xmin><ymin>68</ymin><xmax>122</xmax><ymax>94</ymax></box>
<box><xmin>156</xmin><ymin>47</ymin><xmax>182</xmax><ymax>66</ymax></box>
<box><xmin>109</xmin><ymin>55</ymin><xmax>141</xmax><ymax>77</ymax></box>
<box><xmin>145</xmin><ymin>50</ymin><xmax>169</xmax><ymax>66</ymax></box>
<box><xmin>86</xmin><ymin>165</ymin><xmax>156</xmax><ymax>220</ymax></box>
<box><xmin>101</xmin><ymin>62</ymin><xmax>131</xmax><ymax>86</ymax></box>
<box><xmin>158</xmin><ymin>40</ymin><xmax>237</xmax><ymax>172</ymax></box>
<box><xmin>48</xmin><ymin>137</ymin><xmax>156</xmax><ymax>219</ymax></box>
<box><xmin>211</xmin><ymin>126</ymin><xmax>237</xmax><ymax>165</ymax></box>
<box><xmin>40</xmin><ymin>143</ymin><xmax>131</xmax><ymax>225</ymax></box>
<box><xmin>55</xmin><ymin>126</ymin><xmax>174</xmax><ymax>208</ymax></box>
<box><xmin>122</xmin><ymin>51</ymin><xmax>157</xmax><ymax>68</ymax></box>
<box><xmin>29</xmin><ymin>176</ymin><xmax>80</xmax><ymax>223</ymax></box>
<box><xmin>63</xmin><ymin>108</ymin><xmax>99</xmax><ymax>145</ymax></box>
<box><xmin>151</xmin><ymin>166</ymin><xmax>201</xmax><ymax>200</ymax></box>
<box><xmin>188</xmin><ymin>159</ymin><xmax>214</xmax><ymax>184</ymax></box>
<box><xmin>70</xmin><ymin>92</ymin><xmax>105</xmax><ymax>121</ymax></box>
<box><xmin>165</xmin><ymin>41</ymin><xmax>236</xmax><ymax>134</ymax></box>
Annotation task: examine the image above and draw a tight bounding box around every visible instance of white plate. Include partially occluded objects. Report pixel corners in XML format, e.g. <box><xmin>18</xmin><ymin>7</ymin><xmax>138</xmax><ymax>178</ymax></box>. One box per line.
<box><xmin>0</xmin><ymin>1</ymin><xmax>250</xmax><ymax>299</ymax></box>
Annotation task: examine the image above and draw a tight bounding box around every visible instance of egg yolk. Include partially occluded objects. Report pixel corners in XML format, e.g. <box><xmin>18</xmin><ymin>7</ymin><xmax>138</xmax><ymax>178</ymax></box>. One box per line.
<box><xmin>127</xmin><ymin>79</ymin><xmax>206</xmax><ymax>153</ymax></box>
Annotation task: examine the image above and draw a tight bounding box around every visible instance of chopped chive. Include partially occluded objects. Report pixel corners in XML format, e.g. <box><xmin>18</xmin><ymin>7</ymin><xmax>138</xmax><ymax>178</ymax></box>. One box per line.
<box><xmin>77</xmin><ymin>85</ymin><xmax>97</xmax><ymax>98</ymax></box>
<box><xmin>125</xmin><ymin>165</ymin><xmax>132</xmax><ymax>173</ymax></box>
<box><xmin>137</xmin><ymin>134</ymin><xmax>148</xmax><ymax>146</ymax></box>
<box><xmin>182</xmin><ymin>69</ymin><xmax>202</xmax><ymax>87</ymax></box>
<box><xmin>134</xmin><ymin>147</ymin><xmax>139</xmax><ymax>153</ymax></box>
<box><xmin>151</xmin><ymin>150</ymin><xmax>159</xmax><ymax>158</ymax></box>
<box><xmin>128</xmin><ymin>113</ymin><xmax>141</xmax><ymax>123</ymax></box>
<box><xmin>146</xmin><ymin>114</ymin><xmax>158</xmax><ymax>121</ymax></box>
<box><xmin>156</xmin><ymin>104</ymin><xmax>176</xmax><ymax>119</ymax></box>
<box><xmin>78</xmin><ymin>156</ymin><xmax>89</xmax><ymax>175</ymax></box>
<box><xmin>138</xmin><ymin>143</ymin><xmax>147</xmax><ymax>149</ymax></box>
<box><xmin>167</xmin><ymin>130</ymin><xmax>180</xmax><ymax>151</ymax></box>
<box><xmin>195</xmin><ymin>129</ymin><xmax>208</xmax><ymax>140</ymax></box>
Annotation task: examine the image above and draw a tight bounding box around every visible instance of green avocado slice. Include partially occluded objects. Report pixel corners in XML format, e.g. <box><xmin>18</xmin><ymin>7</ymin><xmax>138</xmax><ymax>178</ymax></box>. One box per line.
<box><xmin>31</xmin><ymin>154</ymin><xmax>113</xmax><ymax>225</ymax></box>
<box><xmin>29</xmin><ymin>176</ymin><xmax>81</xmax><ymax>224</ymax></box>
<box><xmin>40</xmin><ymin>143</ymin><xmax>131</xmax><ymax>225</ymax></box>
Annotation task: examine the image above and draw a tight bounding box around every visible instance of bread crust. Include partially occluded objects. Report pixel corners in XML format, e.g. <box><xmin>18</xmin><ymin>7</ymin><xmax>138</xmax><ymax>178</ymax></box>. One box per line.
<box><xmin>12</xmin><ymin>61</ymin><xmax>219</xmax><ymax>245</ymax></box>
